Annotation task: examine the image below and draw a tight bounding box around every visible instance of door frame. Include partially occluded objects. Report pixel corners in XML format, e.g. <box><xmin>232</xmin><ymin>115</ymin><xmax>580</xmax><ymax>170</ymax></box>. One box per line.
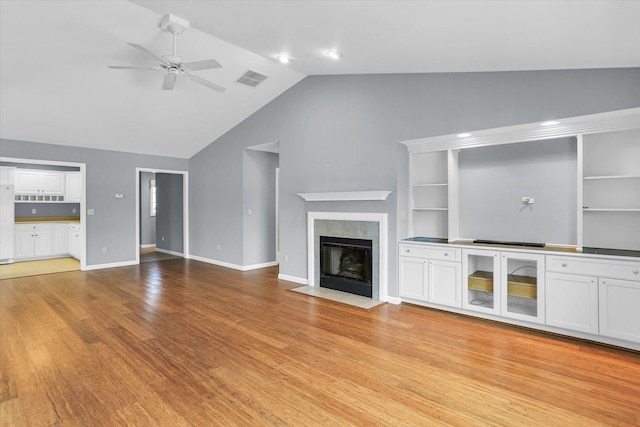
<box><xmin>135</xmin><ymin>167</ymin><xmax>189</xmax><ymax>264</ymax></box>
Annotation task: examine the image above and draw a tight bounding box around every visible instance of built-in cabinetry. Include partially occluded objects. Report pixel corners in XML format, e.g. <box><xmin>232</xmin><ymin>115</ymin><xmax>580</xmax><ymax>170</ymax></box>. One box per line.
<box><xmin>13</xmin><ymin>169</ymin><xmax>82</xmax><ymax>203</ymax></box>
<box><xmin>462</xmin><ymin>249</ymin><xmax>545</xmax><ymax>324</ymax></box>
<box><xmin>401</xmin><ymin>108</ymin><xmax>640</xmax><ymax>252</ymax></box>
<box><xmin>15</xmin><ymin>222</ymin><xmax>81</xmax><ymax>261</ymax></box>
<box><xmin>399</xmin><ymin>243</ymin><xmax>461</xmax><ymax>308</ymax></box>
<box><xmin>581</xmin><ymin>129</ymin><xmax>640</xmax><ymax>251</ymax></box>
<box><xmin>399</xmin><ymin>240</ymin><xmax>640</xmax><ymax>350</ymax></box>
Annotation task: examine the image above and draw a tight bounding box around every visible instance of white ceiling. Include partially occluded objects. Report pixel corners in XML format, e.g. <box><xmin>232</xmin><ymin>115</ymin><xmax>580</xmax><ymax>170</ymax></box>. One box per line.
<box><xmin>1</xmin><ymin>1</ymin><xmax>638</xmax><ymax>159</ymax></box>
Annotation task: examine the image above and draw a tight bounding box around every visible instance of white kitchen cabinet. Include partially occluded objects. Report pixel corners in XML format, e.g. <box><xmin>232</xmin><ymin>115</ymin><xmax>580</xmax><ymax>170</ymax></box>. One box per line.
<box><xmin>463</xmin><ymin>249</ymin><xmax>501</xmax><ymax>315</ymax></box>
<box><xmin>68</xmin><ymin>224</ymin><xmax>81</xmax><ymax>260</ymax></box>
<box><xmin>0</xmin><ymin>167</ymin><xmax>15</xmax><ymax>185</ymax></box>
<box><xmin>599</xmin><ymin>278</ymin><xmax>640</xmax><ymax>344</ymax></box>
<box><xmin>399</xmin><ymin>243</ymin><xmax>461</xmax><ymax>308</ymax></box>
<box><xmin>14</xmin><ymin>169</ymin><xmax>66</xmax><ymax>201</ymax></box>
<box><xmin>15</xmin><ymin>223</ymin><xmax>54</xmax><ymax>260</ymax></box>
<box><xmin>52</xmin><ymin>223</ymin><xmax>69</xmax><ymax>256</ymax></box>
<box><xmin>546</xmin><ymin>272</ymin><xmax>598</xmax><ymax>334</ymax></box>
<box><xmin>65</xmin><ymin>172</ymin><xmax>82</xmax><ymax>202</ymax></box>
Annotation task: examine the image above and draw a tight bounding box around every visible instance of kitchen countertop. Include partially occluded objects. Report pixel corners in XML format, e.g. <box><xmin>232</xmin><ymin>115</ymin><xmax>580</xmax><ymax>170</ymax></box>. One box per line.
<box><xmin>15</xmin><ymin>216</ymin><xmax>80</xmax><ymax>224</ymax></box>
<box><xmin>401</xmin><ymin>237</ymin><xmax>640</xmax><ymax>259</ymax></box>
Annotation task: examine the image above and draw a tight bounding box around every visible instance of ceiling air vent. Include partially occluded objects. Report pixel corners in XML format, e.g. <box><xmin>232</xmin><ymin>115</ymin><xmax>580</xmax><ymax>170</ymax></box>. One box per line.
<box><xmin>237</xmin><ymin>70</ymin><xmax>268</xmax><ymax>87</ymax></box>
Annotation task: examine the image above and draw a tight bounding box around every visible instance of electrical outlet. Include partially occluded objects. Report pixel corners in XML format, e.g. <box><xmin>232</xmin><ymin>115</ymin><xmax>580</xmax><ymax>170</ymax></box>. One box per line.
<box><xmin>248</xmin><ymin>208</ymin><xmax>252</xmax><ymax>216</ymax></box>
<box><xmin>31</xmin><ymin>208</ymin><xmax>36</xmax><ymax>214</ymax></box>
<box><xmin>284</xmin><ymin>254</ymin><xmax>289</xmax><ymax>263</ymax></box>
<box><xmin>217</xmin><ymin>244</ymin><xmax>221</xmax><ymax>250</ymax></box>
<box><xmin>102</xmin><ymin>247</ymin><xmax>108</xmax><ymax>253</ymax></box>
<box><xmin>72</xmin><ymin>208</ymin><xmax>77</xmax><ymax>214</ymax></box>
<box><xmin>162</xmin><ymin>236</ymin><xmax>165</xmax><ymax>241</ymax></box>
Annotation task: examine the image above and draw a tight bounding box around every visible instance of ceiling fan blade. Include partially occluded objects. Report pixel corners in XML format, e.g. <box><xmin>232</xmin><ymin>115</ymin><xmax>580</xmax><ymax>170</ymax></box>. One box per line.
<box><xmin>108</xmin><ymin>65</ymin><xmax>163</xmax><ymax>70</ymax></box>
<box><xmin>182</xmin><ymin>59</ymin><xmax>222</xmax><ymax>71</ymax></box>
<box><xmin>162</xmin><ymin>73</ymin><xmax>177</xmax><ymax>90</ymax></box>
<box><xmin>185</xmin><ymin>73</ymin><xmax>226</xmax><ymax>93</ymax></box>
<box><xmin>127</xmin><ymin>42</ymin><xmax>169</xmax><ymax>65</ymax></box>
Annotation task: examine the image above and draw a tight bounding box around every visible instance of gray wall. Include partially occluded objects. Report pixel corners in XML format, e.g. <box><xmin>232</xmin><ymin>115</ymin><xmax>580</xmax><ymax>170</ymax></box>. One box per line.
<box><xmin>459</xmin><ymin>137</ymin><xmax>577</xmax><ymax>245</ymax></box>
<box><xmin>15</xmin><ymin>203</ymin><xmax>80</xmax><ymax>218</ymax></box>
<box><xmin>156</xmin><ymin>173</ymin><xmax>184</xmax><ymax>254</ymax></box>
<box><xmin>188</xmin><ymin>68</ymin><xmax>640</xmax><ymax>297</ymax></box>
<box><xmin>1</xmin><ymin>139</ymin><xmax>188</xmax><ymax>266</ymax></box>
<box><xmin>139</xmin><ymin>171</ymin><xmax>156</xmax><ymax>246</ymax></box>
<box><xmin>243</xmin><ymin>150</ymin><xmax>279</xmax><ymax>266</ymax></box>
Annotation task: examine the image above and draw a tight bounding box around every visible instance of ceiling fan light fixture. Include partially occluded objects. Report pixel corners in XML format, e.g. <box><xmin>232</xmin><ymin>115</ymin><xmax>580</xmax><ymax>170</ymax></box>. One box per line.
<box><xmin>326</xmin><ymin>50</ymin><xmax>342</xmax><ymax>60</ymax></box>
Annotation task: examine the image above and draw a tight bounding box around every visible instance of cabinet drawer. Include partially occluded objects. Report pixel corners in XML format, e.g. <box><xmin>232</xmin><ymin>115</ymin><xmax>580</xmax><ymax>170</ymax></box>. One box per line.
<box><xmin>547</xmin><ymin>256</ymin><xmax>640</xmax><ymax>282</ymax></box>
<box><xmin>15</xmin><ymin>223</ymin><xmax>54</xmax><ymax>232</ymax></box>
<box><xmin>399</xmin><ymin>244</ymin><xmax>460</xmax><ymax>261</ymax></box>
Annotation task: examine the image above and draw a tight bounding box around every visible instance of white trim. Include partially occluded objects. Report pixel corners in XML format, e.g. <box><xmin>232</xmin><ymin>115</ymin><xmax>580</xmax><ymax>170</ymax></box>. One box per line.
<box><xmin>84</xmin><ymin>260</ymin><xmax>138</xmax><ymax>271</ymax></box>
<box><xmin>155</xmin><ymin>248</ymin><xmax>184</xmax><ymax>257</ymax></box>
<box><xmin>135</xmin><ymin>167</ymin><xmax>189</xmax><ymax>265</ymax></box>
<box><xmin>400</xmin><ymin>107</ymin><xmax>640</xmax><ymax>153</ymax></box>
<box><xmin>386</xmin><ymin>296</ymin><xmax>402</xmax><ymax>305</ymax></box>
<box><xmin>140</xmin><ymin>244</ymin><xmax>155</xmax><ymax>248</ymax></box>
<box><xmin>278</xmin><ymin>274</ymin><xmax>308</xmax><ymax>285</ymax></box>
<box><xmin>0</xmin><ymin>156</ymin><xmax>87</xmax><ymax>271</ymax></box>
<box><xmin>297</xmin><ymin>191</ymin><xmax>392</xmax><ymax>202</ymax></box>
<box><xmin>306</xmin><ymin>211</ymin><xmax>388</xmax><ymax>302</ymax></box>
<box><xmin>188</xmin><ymin>255</ymin><xmax>276</xmax><ymax>271</ymax></box>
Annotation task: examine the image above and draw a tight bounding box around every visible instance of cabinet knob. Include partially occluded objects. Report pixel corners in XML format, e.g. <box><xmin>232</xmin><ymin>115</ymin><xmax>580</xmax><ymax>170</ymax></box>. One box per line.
<box><xmin>405</xmin><ymin>249</ymin><xmax>410</xmax><ymax>253</ymax></box>
<box><xmin>444</xmin><ymin>253</ymin><xmax>448</xmax><ymax>256</ymax></box>
<box><xmin>562</xmin><ymin>263</ymin><xmax>567</xmax><ymax>267</ymax></box>
<box><xmin>634</xmin><ymin>270</ymin><xmax>639</xmax><ymax>275</ymax></box>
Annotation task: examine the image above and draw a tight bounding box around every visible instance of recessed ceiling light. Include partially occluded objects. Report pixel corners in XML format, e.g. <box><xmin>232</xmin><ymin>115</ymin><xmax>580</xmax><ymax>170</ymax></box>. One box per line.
<box><xmin>276</xmin><ymin>55</ymin><xmax>290</xmax><ymax>64</ymax></box>
<box><xmin>540</xmin><ymin>120</ymin><xmax>559</xmax><ymax>126</ymax></box>
<box><xmin>326</xmin><ymin>50</ymin><xmax>342</xmax><ymax>60</ymax></box>
<box><xmin>457</xmin><ymin>133</ymin><xmax>471</xmax><ymax>138</ymax></box>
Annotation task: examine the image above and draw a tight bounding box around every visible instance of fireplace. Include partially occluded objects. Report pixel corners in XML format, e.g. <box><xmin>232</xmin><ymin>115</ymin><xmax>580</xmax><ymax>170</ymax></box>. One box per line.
<box><xmin>319</xmin><ymin>236</ymin><xmax>373</xmax><ymax>298</ymax></box>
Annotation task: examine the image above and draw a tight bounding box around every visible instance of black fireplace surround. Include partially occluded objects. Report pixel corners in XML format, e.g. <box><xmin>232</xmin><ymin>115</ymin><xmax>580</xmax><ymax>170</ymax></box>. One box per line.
<box><xmin>319</xmin><ymin>236</ymin><xmax>373</xmax><ymax>298</ymax></box>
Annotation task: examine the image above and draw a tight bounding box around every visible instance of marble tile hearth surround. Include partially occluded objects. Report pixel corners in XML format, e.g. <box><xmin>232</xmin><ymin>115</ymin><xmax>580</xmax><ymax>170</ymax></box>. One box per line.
<box><xmin>307</xmin><ymin>212</ymin><xmax>388</xmax><ymax>301</ymax></box>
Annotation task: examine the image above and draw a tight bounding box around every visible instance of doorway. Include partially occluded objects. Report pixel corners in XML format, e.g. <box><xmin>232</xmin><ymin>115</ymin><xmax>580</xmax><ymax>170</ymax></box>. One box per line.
<box><xmin>135</xmin><ymin>168</ymin><xmax>189</xmax><ymax>264</ymax></box>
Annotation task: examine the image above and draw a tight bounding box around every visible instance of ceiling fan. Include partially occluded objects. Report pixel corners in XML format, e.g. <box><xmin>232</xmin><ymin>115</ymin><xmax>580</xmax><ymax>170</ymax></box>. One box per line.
<box><xmin>108</xmin><ymin>15</ymin><xmax>226</xmax><ymax>93</ymax></box>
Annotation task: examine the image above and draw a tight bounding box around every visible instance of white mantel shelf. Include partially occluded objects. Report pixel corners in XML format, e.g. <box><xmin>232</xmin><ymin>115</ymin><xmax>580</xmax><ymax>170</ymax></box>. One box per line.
<box><xmin>297</xmin><ymin>191</ymin><xmax>392</xmax><ymax>202</ymax></box>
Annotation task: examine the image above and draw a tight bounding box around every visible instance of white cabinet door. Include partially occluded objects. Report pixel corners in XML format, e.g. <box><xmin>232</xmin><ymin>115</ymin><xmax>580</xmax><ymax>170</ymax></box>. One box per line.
<box><xmin>399</xmin><ymin>256</ymin><xmax>428</xmax><ymax>301</ymax></box>
<box><xmin>68</xmin><ymin>225</ymin><xmax>81</xmax><ymax>260</ymax></box>
<box><xmin>462</xmin><ymin>249</ymin><xmax>501</xmax><ymax>315</ymax></box>
<box><xmin>428</xmin><ymin>260</ymin><xmax>461</xmax><ymax>308</ymax></box>
<box><xmin>52</xmin><ymin>224</ymin><xmax>68</xmax><ymax>255</ymax></box>
<box><xmin>65</xmin><ymin>172</ymin><xmax>81</xmax><ymax>202</ymax></box>
<box><xmin>15</xmin><ymin>229</ymin><xmax>35</xmax><ymax>259</ymax></box>
<box><xmin>500</xmin><ymin>252</ymin><xmax>545</xmax><ymax>324</ymax></box>
<box><xmin>41</xmin><ymin>172</ymin><xmax>65</xmax><ymax>195</ymax></box>
<box><xmin>33</xmin><ymin>228</ymin><xmax>53</xmax><ymax>257</ymax></box>
<box><xmin>15</xmin><ymin>170</ymin><xmax>41</xmax><ymax>194</ymax></box>
<box><xmin>599</xmin><ymin>278</ymin><xmax>640</xmax><ymax>344</ymax></box>
<box><xmin>546</xmin><ymin>272</ymin><xmax>598</xmax><ymax>334</ymax></box>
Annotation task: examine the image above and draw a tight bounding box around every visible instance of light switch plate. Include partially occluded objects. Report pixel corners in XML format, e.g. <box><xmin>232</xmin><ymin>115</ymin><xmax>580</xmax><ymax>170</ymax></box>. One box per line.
<box><xmin>87</xmin><ymin>208</ymin><xmax>95</xmax><ymax>215</ymax></box>
<box><xmin>115</xmin><ymin>193</ymin><xmax>124</xmax><ymax>199</ymax></box>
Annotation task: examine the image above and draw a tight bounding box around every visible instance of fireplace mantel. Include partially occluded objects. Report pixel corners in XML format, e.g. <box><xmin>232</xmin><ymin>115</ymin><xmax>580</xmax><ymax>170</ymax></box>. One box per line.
<box><xmin>297</xmin><ymin>191</ymin><xmax>392</xmax><ymax>202</ymax></box>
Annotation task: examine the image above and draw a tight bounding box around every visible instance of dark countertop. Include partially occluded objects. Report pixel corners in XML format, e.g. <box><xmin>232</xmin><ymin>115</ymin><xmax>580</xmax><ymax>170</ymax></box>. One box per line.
<box><xmin>401</xmin><ymin>237</ymin><xmax>640</xmax><ymax>259</ymax></box>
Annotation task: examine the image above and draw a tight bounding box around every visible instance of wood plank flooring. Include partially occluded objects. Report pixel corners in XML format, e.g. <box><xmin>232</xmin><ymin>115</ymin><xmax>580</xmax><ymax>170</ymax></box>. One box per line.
<box><xmin>1</xmin><ymin>259</ymin><xmax>639</xmax><ymax>426</ymax></box>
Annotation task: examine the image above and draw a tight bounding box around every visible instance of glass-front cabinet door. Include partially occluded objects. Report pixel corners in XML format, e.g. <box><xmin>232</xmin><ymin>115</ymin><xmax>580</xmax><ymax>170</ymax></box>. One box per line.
<box><xmin>500</xmin><ymin>252</ymin><xmax>545</xmax><ymax>324</ymax></box>
<box><xmin>462</xmin><ymin>249</ymin><xmax>501</xmax><ymax>315</ymax></box>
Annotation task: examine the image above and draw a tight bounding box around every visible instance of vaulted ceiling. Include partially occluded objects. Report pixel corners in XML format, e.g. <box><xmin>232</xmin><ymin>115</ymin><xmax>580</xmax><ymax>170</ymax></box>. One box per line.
<box><xmin>1</xmin><ymin>1</ymin><xmax>638</xmax><ymax>159</ymax></box>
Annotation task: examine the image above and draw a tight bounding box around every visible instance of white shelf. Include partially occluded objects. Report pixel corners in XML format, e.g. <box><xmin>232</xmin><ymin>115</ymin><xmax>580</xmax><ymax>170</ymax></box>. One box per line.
<box><xmin>413</xmin><ymin>207</ymin><xmax>448</xmax><ymax>211</ymax></box>
<box><xmin>297</xmin><ymin>190</ymin><xmax>391</xmax><ymax>202</ymax></box>
<box><xmin>413</xmin><ymin>183</ymin><xmax>448</xmax><ymax>187</ymax></box>
<box><xmin>583</xmin><ymin>208</ymin><xmax>640</xmax><ymax>212</ymax></box>
<box><xmin>584</xmin><ymin>175</ymin><xmax>640</xmax><ymax>180</ymax></box>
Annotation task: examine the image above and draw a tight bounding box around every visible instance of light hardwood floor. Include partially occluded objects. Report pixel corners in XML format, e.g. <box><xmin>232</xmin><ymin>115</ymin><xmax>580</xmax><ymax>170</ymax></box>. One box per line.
<box><xmin>1</xmin><ymin>259</ymin><xmax>639</xmax><ymax>426</ymax></box>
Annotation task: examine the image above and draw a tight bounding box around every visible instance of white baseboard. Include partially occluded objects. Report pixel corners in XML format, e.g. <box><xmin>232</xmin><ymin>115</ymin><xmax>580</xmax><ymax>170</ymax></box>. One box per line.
<box><xmin>140</xmin><ymin>244</ymin><xmax>155</xmax><ymax>249</ymax></box>
<box><xmin>84</xmin><ymin>260</ymin><xmax>138</xmax><ymax>271</ymax></box>
<box><xmin>156</xmin><ymin>248</ymin><xmax>184</xmax><ymax>257</ymax></box>
<box><xmin>386</xmin><ymin>296</ymin><xmax>402</xmax><ymax>305</ymax></box>
<box><xmin>189</xmin><ymin>255</ymin><xmax>276</xmax><ymax>272</ymax></box>
<box><xmin>277</xmin><ymin>274</ymin><xmax>308</xmax><ymax>285</ymax></box>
